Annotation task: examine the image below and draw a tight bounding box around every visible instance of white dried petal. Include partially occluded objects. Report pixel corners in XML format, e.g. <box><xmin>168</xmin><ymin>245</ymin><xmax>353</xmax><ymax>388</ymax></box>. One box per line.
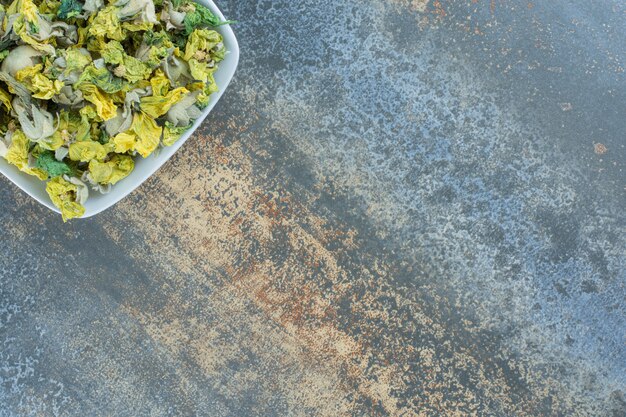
<box><xmin>64</xmin><ymin>175</ymin><xmax>89</xmax><ymax>205</ymax></box>
<box><xmin>55</xmin><ymin>147</ymin><xmax>69</xmax><ymax>161</ymax></box>
<box><xmin>0</xmin><ymin>45</ymin><xmax>43</xmax><ymax>77</ymax></box>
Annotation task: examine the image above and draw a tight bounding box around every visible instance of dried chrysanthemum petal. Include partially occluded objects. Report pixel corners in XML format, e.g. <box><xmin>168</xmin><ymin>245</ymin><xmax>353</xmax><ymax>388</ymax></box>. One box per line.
<box><xmin>0</xmin><ymin>87</ymin><xmax>12</xmax><ymax>111</ymax></box>
<box><xmin>88</xmin><ymin>154</ymin><xmax>134</xmax><ymax>184</ymax></box>
<box><xmin>68</xmin><ymin>140</ymin><xmax>108</xmax><ymax>162</ymax></box>
<box><xmin>162</xmin><ymin>121</ymin><xmax>189</xmax><ymax>147</ymax></box>
<box><xmin>110</xmin><ymin>131</ymin><xmax>136</xmax><ymax>153</ymax></box>
<box><xmin>46</xmin><ymin>176</ymin><xmax>85</xmax><ymax>221</ymax></box>
<box><xmin>165</xmin><ymin>90</ymin><xmax>202</xmax><ymax>126</ymax></box>
<box><xmin>13</xmin><ymin>100</ymin><xmax>58</xmax><ymax>145</ymax></box>
<box><xmin>140</xmin><ymin>86</ymin><xmax>188</xmax><ymax>118</ymax></box>
<box><xmin>116</xmin><ymin>0</ymin><xmax>158</xmax><ymax>24</ymax></box>
<box><xmin>89</xmin><ymin>6</ymin><xmax>125</xmax><ymax>41</ymax></box>
<box><xmin>131</xmin><ymin>112</ymin><xmax>161</xmax><ymax>157</ymax></box>
<box><xmin>101</xmin><ymin>40</ymin><xmax>152</xmax><ymax>83</ymax></box>
<box><xmin>77</xmin><ymin>83</ymin><xmax>118</xmax><ymax>120</ymax></box>
<box><xmin>15</xmin><ymin>64</ymin><xmax>63</xmax><ymax>99</ymax></box>
<box><xmin>4</xmin><ymin>129</ymin><xmax>48</xmax><ymax>180</ymax></box>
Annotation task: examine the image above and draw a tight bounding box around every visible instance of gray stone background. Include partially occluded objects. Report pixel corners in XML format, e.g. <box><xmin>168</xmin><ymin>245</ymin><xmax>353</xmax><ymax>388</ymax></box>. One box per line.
<box><xmin>1</xmin><ymin>0</ymin><xmax>625</xmax><ymax>416</ymax></box>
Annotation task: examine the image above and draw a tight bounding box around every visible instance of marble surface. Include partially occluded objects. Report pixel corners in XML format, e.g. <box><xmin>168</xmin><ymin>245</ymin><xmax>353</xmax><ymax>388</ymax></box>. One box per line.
<box><xmin>1</xmin><ymin>0</ymin><xmax>625</xmax><ymax>415</ymax></box>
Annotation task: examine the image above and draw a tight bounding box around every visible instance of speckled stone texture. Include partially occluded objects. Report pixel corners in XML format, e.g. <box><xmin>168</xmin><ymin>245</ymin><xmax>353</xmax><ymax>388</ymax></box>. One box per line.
<box><xmin>1</xmin><ymin>0</ymin><xmax>625</xmax><ymax>416</ymax></box>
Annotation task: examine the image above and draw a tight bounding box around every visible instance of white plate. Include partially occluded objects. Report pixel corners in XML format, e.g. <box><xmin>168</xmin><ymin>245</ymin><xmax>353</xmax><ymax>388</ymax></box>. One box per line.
<box><xmin>0</xmin><ymin>0</ymin><xmax>239</xmax><ymax>218</ymax></box>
